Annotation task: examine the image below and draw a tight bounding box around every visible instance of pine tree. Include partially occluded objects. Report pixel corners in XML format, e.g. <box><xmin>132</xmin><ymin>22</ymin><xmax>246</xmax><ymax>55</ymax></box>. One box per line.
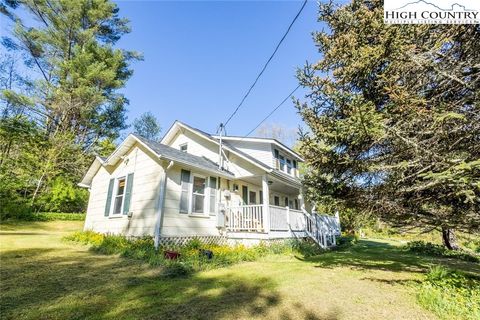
<box><xmin>296</xmin><ymin>0</ymin><xmax>479</xmax><ymax>248</ymax></box>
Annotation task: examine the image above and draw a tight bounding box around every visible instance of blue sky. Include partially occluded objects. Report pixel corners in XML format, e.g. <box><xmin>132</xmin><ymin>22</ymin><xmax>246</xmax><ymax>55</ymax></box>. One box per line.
<box><xmin>114</xmin><ymin>0</ymin><xmax>324</xmax><ymax>137</ymax></box>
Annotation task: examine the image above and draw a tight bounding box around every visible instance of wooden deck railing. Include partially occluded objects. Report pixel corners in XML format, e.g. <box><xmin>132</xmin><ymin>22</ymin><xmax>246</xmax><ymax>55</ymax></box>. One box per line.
<box><xmin>225</xmin><ymin>204</ymin><xmax>341</xmax><ymax>248</ymax></box>
<box><xmin>225</xmin><ymin>205</ymin><xmax>264</xmax><ymax>232</ymax></box>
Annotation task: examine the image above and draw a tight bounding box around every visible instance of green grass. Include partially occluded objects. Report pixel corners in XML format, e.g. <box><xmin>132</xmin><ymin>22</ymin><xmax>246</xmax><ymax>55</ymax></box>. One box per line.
<box><xmin>1</xmin><ymin>221</ymin><xmax>479</xmax><ymax>319</ymax></box>
<box><xmin>0</xmin><ymin>212</ymin><xmax>85</xmax><ymax>222</ymax></box>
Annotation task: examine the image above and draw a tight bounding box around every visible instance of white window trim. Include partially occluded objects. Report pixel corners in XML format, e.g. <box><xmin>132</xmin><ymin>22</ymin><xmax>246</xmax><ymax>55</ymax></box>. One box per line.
<box><xmin>189</xmin><ymin>173</ymin><xmax>208</xmax><ymax>216</ymax></box>
<box><xmin>110</xmin><ymin>175</ymin><xmax>127</xmax><ymax>217</ymax></box>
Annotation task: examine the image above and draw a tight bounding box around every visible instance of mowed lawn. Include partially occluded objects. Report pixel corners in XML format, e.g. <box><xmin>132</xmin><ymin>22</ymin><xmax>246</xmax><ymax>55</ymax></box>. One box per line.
<box><xmin>1</xmin><ymin>222</ymin><xmax>479</xmax><ymax>320</ymax></box>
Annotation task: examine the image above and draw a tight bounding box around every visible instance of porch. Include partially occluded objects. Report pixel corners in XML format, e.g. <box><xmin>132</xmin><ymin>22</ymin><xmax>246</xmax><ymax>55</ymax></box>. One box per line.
<box><xmin>223</xmin><ymin>204</ymin><xmax>341</xmax><ymax>248</ymax></box>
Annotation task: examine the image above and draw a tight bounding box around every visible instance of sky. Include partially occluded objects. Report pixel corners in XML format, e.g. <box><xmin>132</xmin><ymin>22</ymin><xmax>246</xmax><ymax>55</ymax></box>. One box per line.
<box><xmin>113</xmin><ymin>0</ymin><xmax>325</xmax><ymax>137</ymax></box>
<box><xmin>0</xmin><ymin>0</ymin><xmax>328</xmax><ymax>139</ymax></box>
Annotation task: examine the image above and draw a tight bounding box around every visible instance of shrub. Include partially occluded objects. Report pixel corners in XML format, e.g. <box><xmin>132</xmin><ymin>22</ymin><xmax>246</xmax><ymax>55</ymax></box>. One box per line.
<box><xmin>406</xmin><ymin>241</ymin><xmax>479</xmax><ymax>262</ymax></box>
<box><xmin>65</xmin><ymin>231</ymin><xmax>304</xmax><ymax>276</ymax></box>
<box><xmin>290</xmin><ymin>239</ymin><xmax>326</xmax><ymax>257</ymax></box>
<box><xmin>417</xmin><ymin>266</ymin><xmax>480</xmax><ymax>320</ymax></box>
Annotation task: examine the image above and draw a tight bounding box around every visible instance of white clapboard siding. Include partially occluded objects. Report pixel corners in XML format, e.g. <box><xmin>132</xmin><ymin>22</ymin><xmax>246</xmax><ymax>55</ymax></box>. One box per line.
<box><xmin>84</xmin><ymin>143</ymin><xmax>164</xmax><ymax>237</ymax></box>
<box><xmin>224</xmin><ymin>140</ymin><xmax>275</xmax><ymax>168</ymax></box>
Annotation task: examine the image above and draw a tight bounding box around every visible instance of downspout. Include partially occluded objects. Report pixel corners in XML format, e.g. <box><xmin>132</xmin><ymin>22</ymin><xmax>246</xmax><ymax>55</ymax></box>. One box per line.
<box><xmin>154</xmin><ymin>160</ymin><xmax>174</xmax><ymax>250</ymax></box>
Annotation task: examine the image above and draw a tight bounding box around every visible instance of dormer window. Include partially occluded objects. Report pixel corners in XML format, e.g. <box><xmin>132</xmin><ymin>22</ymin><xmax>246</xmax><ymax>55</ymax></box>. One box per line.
<box><xmin>180</xmin><ymin>143</ymin><xmax>188</xmax><ymax>152</ymax></box>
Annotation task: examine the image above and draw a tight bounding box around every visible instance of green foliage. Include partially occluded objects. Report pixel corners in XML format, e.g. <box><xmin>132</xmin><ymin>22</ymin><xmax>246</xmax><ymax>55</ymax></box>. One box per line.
<box><xmin>66</xmin><ymin>231</ymin><xmax>299</xmax><ymax>277</ymax></box>
<box><xmin>0</xmin><ymin>0</ymin><xmax>140</xmax><ymax>218</ymax></box>
<box><xmin>417</xmin><ymin>266</ymin><xmax>480</xmax><ymax>320</ymax></box>
<box><xmin>406</xmin><ymin>241</ymin><xmax>479</xmax><ymax>262</ymax></box>
<box><xmin>296</xmin><ymin>0</ymin><xmax>480</xmax><ymax>235</ymax></box>
<box><xmin>37</xmin><ymin>177</ymin><xmax>88</xmax><ymax>213</ymax></box>
<box><xmin>133</xmin><ymin>112</ymin><xmax>162</xmax><ymax>141</ymax></box>
<box><xmin>2</xmin><ymin>212</ymin><xmax>86</xmax><ymax>222</ymax></box>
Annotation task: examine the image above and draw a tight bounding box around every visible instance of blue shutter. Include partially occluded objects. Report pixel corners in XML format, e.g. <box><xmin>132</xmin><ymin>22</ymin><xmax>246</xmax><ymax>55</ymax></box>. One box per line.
<box><xmin>104</xmin><ymin>178</ymin><xmax>114</xmax><ymax>216</ymax></box>
<box><xmin>180</xmin><ymin>169</ymin><xmax>191</xmax><ymax>213</ymax></box>
<box><xmin>123</xmin><ymin>173</ymin><xmax>134</xmax><ymax>215</ymax></box>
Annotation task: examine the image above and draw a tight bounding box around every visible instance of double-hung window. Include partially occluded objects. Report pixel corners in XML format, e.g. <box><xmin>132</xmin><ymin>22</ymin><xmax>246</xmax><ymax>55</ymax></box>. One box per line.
<box><xmin>179</xmin><ymin>169</ymin><xmax>218</xmax><ymax>216</ymax></box>
<box><xmin>104</xmin><ymin>173</ymin><xmax>134</xmax><ymax>217</ymax></box>
<box><xmin>279</xmin><ymin>155</ymin><xmax>285</xmax><ymax>171</ymax></box>
<box><xmin>286</xmin><ymin>159</ymin><xmax>292</xmax><ymax>174</ymax></box>
<box><xmin>192</xmin><ymin>176</ymin><xmax>206</xmax><ymax>214</ymax></box>
<box><xmin>113</xmin><ymin>177</ymin><xmax>126</xmax><ymax>214</ymax></box>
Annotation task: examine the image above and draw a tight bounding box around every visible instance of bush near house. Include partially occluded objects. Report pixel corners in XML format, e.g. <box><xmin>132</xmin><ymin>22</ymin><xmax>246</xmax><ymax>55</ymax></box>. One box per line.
<box><xmin>65</xmin><ymin>232</ymin><xmax>354</xmax><ymax>277</ymax></box>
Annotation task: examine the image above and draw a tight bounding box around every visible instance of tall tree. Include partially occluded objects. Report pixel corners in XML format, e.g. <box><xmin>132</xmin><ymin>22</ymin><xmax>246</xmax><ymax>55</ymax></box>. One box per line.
<box><xmin>133</xmin><ymin>111</ymin><xmax>161</xmax><ymax>141</ymax></box>
<box><xmin>296</xmin><ymin>0</ymin><xmax>479</xmax><ymax>248</ymax></box>
<box><xmin>0</xmin><ymin>0</ymin><xmax>140</xmax><ymax>212</ymax></box>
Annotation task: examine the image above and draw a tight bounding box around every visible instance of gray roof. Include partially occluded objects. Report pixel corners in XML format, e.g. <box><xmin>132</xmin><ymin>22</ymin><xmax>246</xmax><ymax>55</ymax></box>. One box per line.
<box><xmin>132</xmin><ymin>133</ymin><xmax>234</xmax><ymax>177</ymax></box>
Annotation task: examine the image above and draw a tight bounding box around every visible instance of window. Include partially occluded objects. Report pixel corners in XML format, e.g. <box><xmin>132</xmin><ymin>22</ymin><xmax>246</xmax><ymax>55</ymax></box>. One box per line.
<box><xmin>249</xmin><ymin>191</ymin><xmax>256</xmax><ymax>204</ymax></box>
<box><xmin>286</xmin><ymin>159</ymin><xmax>292</xmax><ymax>174</ymax></box>
<box><xmin>209</xmin><ymin>177</ymin><xmax>217</xmax><ymax>214</ymax></box>
<box><xmin>294</xmin><ymin>199</ymin><xmax>299</xmax><ymax>210</ymax></box>
<box><xmin>274</xmin><ymin>196</ymin><xmax>280</xmax><ymax>206</ymax></box>
<box><xmin>274</xmin><ymin>149</ymin><xmax>279</xmax><ymax>159</ymax></box>
<box><xmin>113</xmin><ymin>177</ymin><xmax>126</xmax><ymax>214</ymax></box>
<box><xmin>279</xmin><ymin>155</ymin><xmax>285</xmax><ymax>171</ymax></box>
<box><xmin>180</xmin><ymin>143</ymin><xmax>188</xmax><ymax>152</ymax></box>
<box><xmin>284</xmin><ymin>197</ymin><xmax>289</xmax><ymax>207</ymax></box>
<box><xmin>289</xmin><ymin>200</ymin><xmax>293</xmax><ymax>209</ymax></box>
<box><xmin>192</xmin><ymin>176</ymin><xmax>206</xmax><ymax>214</ymax></box>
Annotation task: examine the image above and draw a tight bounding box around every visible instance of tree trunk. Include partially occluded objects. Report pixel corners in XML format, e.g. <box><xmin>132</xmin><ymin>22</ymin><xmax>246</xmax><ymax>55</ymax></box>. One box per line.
<box><xmin>442</xmin><ymin>227</ymin><xmax>459</xmax><ymax>250</ymax></box>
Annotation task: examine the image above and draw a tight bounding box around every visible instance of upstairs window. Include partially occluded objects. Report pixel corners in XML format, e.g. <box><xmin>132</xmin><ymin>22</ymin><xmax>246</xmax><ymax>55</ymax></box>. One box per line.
<box><xmin>279</xmin><ymin>155</ymin><xmax>285</xmax><ymax>171</ymax></box>
<box><xmin>180</xmin><ymin>143</ymin><xmax>188</xmax><ymax>152</ymax></box>
<box><xmin>286</xmin><ymin>159</ymin><xmax>292</xmax><ymax>174</ymax></box>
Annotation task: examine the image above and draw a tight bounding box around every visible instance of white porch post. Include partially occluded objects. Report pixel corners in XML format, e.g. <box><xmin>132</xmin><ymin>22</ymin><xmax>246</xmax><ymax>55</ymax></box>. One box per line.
<box><xmin>262</xmin><ymin>174</ymin><xmax>270</xmax><ymax>234</ymax></box>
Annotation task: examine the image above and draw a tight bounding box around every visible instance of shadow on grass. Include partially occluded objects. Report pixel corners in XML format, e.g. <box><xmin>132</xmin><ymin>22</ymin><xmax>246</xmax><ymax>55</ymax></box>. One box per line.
<box><xmin>0</xmin><ymin>247</ymin><xmax>335</xmax><ymax>320</ymax></box>
<box><xmin>301</xmin><ymin>240</ymin><xmax>480</xmax><ymax>276</ymax></box>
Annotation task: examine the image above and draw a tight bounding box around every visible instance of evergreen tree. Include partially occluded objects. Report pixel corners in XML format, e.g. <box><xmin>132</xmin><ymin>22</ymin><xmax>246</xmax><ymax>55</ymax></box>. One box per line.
<box><xmin>296</xmin><ymin>0</ymin><xmax>479</xmax><ymax>248</ymax></box>
<box><xmin>133</xmin><ymin>112</ymin><xmax>162</xmax><ymax>141</ymax></box>
<box><xmin>0</xmin><ymin>0</ymin><xmax>141</xmax><ymax>213</ymax></box>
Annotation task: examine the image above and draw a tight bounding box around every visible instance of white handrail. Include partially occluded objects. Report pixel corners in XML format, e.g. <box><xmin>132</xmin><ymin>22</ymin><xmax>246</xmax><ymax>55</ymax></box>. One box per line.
<box><xmin>226</xmin><ymin>205</ymin><xmax>264</xmax><ymax>232</ymax></box>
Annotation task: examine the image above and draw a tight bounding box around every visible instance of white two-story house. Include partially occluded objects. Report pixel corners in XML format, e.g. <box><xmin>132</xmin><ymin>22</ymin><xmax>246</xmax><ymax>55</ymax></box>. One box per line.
<box><xmin>80</xmin><ymin>121</ymin><xmax>340</xmax><ymax>247</ymax></box>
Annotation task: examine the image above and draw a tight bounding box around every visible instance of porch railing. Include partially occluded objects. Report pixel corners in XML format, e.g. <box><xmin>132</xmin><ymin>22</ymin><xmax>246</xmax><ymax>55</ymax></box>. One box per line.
<box><xmin>225</xmin><ymin>205</ymin><xmax>264</xmax><ymax>232</ymax></box>
<box><xmin>224</xmin><ymin>204</ymin><xmax>341</xmax><ymax>248</ymax></box>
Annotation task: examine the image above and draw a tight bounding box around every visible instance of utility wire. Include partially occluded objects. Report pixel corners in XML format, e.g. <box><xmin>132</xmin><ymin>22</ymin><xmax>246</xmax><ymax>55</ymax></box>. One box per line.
<box><xmin>243</xmin><ymin>84</ymin><xmax>301</xmax><ymax>138</ymax></box>
<box><xmin>222</xmin><ymin>0</ymin><xmax>308</xmax><ymax>127</ymax></box>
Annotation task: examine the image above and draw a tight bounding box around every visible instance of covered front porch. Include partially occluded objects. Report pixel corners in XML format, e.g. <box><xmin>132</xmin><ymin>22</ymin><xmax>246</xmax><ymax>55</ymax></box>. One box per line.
<box><xmin>220</xmin><ymin>173</ymin><xmax>340</xmax><ymax>247</ymax></box>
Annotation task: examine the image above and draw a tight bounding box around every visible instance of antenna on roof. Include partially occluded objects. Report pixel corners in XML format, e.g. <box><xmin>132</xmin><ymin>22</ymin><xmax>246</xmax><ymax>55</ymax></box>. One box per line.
<box><xmin>217</xmin><ymin>123</ymin><xmax>224</xmax><ymax>170</ymax></box>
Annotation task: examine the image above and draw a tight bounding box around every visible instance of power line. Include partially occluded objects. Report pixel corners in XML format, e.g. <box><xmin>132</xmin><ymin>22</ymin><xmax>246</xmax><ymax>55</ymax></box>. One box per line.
<box><xmin>243</xmin><ymin>84</ymin><xmax>301</xmax><ymax>138</ymax></box>
<box><xmin>222</xmin><ymin>0</ymin><xmax>308</xmax><ymax>127</ymax></box>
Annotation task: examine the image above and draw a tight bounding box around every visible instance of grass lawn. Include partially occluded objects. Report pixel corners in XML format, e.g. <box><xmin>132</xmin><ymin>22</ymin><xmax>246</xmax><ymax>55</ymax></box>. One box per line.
<box><xmin>1</xmin><ymin>221</ymin><xmax>479</xmax><ymax>320</ymax></box>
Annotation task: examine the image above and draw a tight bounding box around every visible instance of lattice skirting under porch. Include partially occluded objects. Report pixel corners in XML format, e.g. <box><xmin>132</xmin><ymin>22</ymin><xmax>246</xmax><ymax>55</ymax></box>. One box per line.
<box><xmin>158</xmin><ymin>235</ymin><xmax>228</xmax><ymax>247</ymax></box>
